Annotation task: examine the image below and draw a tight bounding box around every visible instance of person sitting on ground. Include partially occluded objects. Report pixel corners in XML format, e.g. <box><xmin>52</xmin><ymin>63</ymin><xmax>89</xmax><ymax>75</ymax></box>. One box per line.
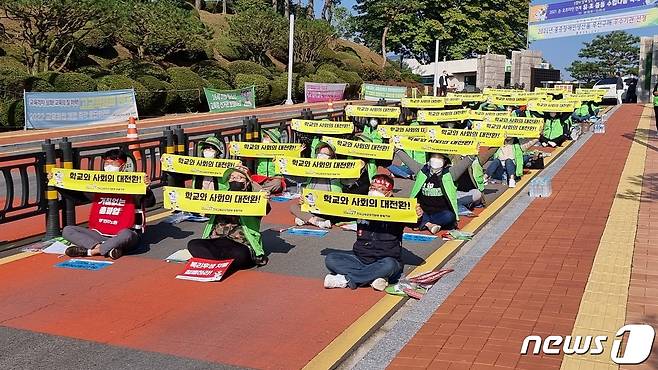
<box><xmin>290</xmin><ymin>141</ymin><xmax>343</xmax><ymax>229</ymax></box>
<box><xmin>538</xmin><ymin>111</ymin><xmax>571</xmax><ymax>147</ymax></box>
<box><xmin>410</xmin><ymin>153</ymin><xmax>460</xmax><ymax>234</ymax></box>
<box><xmin>188</xmin><ymin>165</ymin><xmax>270</xmax><ymax>270</ymax></box>
<box><xmin>572</xmin><ymin>100</ymin><xmax>599</xmax><ymax>122</ymax></box>
<box><xmin>452</xmin><ymin>147</ymin><xmax>498</xmax><ymax>212</ymax></box>
<box><xmin>61</xmin><ymin>149</ymin><xmax>155</xmax><ymax>259</ymax></box>
<box><xmin>387</xmin><ymin>114</ymin><xmax>425</xmax><ymax>180</ymax></box>
<box><xmin>252</xmin><ymin>128</ymin><xmax>286</xmax><ymax>194</ymax></box>
<box><xmin>324</xmin><ymin>174</ymin><xmax>423</xmax><ymax>290</ymax></box>
<box><xmin>193</xmin><ymin>136</ymin><xmax>225</xmax><ymax>191</ymax></box>
<box><xmin>486</xmin><ymin>137</ymin><xmax>538</xmax><ymax>188</ymax></box>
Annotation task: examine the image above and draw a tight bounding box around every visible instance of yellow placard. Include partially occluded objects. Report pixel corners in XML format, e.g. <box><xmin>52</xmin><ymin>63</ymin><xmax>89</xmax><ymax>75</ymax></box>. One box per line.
<box><xmin>564</xmin><ymin>93</ymin><xmax>603</xmax><ymax>103</ymax></box>
<box><xmin>160</xmin><ymin>154</ymin><xmax>241</xmax><ymax>177</ymax></box>
<box><xmin>344</xmin><ymin>105</ymin><xmax>401</xmax><ymax>118</ymax></box>
<box><xmin>443</xmin><ymin>97</ymin><xmax>463</xmax><ymax>106</ymax></box>
<box><xmin>435</xmin><ymin>128</ymin><xmax>506</xmax><ymax>147</ymax></box>
<box><xmin>483</xmin><ymin>88</ymin><xmax>525</xmax><ymax>96</ymax></box>
<box><xmin>534</xmin><ymin>87</ymin><xmax>569</xmax><ymax>94</ymax></box>
<box><xmin>228</xmin><ymin>142</ymin><xmax>302</xmax><ymax>158</ymax></box>
<box><xmin>301</xmin><ymin>188</ymin><xmax>418</xmax><ymax>223</ymax></box>
<box><xmin>274</xmin><ymin>157</ymin><xmax>362</xmax><ymax>179</ymax></box>
<box><xmin>321</xmin><ymin>136</ymin><xmax>394</xmax><ymax>160</ymax></box>
<box><xmin>290</xmin><ymin>119</ymin><xmax>354</xmax><ymax>135</ymax></box>
<box><xmin>377</xmin><ymin>125</ymin><xmax>435</xmax><ymax>139</ymax></box>
<box><xmin>492</xmin><ymin>96</ymin><xmax>529</xmax><ymax>106</ymax></box>
<box><xmin>575</xmin><ymin>88</ymin><xmax>606</xmax><ymax>96</ymax></box>
<box><xmin>49</xmin><ymin>168</ymin><xmax>146</xmax><ymax>194</ymax></box>
<box><xmin>401</xmin><ymin>98</ymin><xmax>445</xmax><ymax>109</ymax></box>
<box><xmin>393</xmin><ymin>136</ymin><xmax>479</xmax><ymax>155</ymax></box>
<box><xmin>163</xmin><ymin>186</ymin><xmax>267</xmax><ymax>216</ymax></box>
<box><xmin>527</xmin><ymin>100</ymin><xmax>575</xmax><ymax>113</ymax></box>
<box><xmin>482</xmin><ymin>116</ymin><xmax>544</xmax><ymax>138</ymax></box>
<box><xmin>469</xmin><ymin>110</ymin><xmax>511</xmax><ymax>121</ymax></box>
<box><xmin>446</xmin><ymin>93</ymin><xmax>487</xmax><ymax>102</ymax></box>
<box><xmin>417</xmin><ymin>109</ymin><xmax>470</xmax><ymax>122</ymax></box>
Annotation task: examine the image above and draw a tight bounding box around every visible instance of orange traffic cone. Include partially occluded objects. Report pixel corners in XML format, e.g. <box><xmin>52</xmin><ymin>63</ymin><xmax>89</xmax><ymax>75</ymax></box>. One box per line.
<box><xmin>127</xmin><ymin>117</ymin><xmax>142</xmax><ymax>160</ymax></box>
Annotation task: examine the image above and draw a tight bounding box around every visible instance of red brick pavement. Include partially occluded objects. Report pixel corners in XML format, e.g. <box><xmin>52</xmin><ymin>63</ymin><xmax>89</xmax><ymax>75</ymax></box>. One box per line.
<box><xmin>388</xmin><ymin>104</ymin><xmax>645</xmax><ymax>370</ymax></box>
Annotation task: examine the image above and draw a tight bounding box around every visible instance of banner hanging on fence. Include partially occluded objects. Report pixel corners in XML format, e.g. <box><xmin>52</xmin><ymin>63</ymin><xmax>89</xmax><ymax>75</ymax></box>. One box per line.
<box><xmin>393</xmin><ymin>137</ymin><xmax>479</xmax><ymax>155</ymax></box>
<box><xmin>24</xmin><ymin>89</ymin><xmax>138</xmax><ymax>129</ymax></box>
<box><xmin>434</xmin><ymin>128</ymin><xmax>506</xmax><ymax>147</ymax></box>
<box><xmin>301</xmin><ymin>188</ymin><xmax>418</xmax><ymax>223</ymax></box>
<box><xmin>204</xmin><ymin>86</ymin><xmax>255</xmax><ymax>113</ymax></box>
<box><xmin>304</xmin><ymin>82</ymin><xmax>347</xmax><ymax>103</ymax></box>
<box><xmin>274</xmin><ymin>157</ymin><xmax>363</xmax><ymax>178</ymax></box>
<box><xmin>49</xmin><ymin>168</ymin><xmax>146</xmax><ymax>194</ymax></box>
<box><xmin>160</xmin><ymin>154</ymin><xmax>241</xmax><ymax>177</ymax></box>
<box><xmin>321</xmin><ymin>136</ymin><xmax>394</xmax><ymax>160</ymax></box>
<box><xmin>527</xmin><ymin>100</ymin><xmax>576</xmax><ymax>112</ymax></box>
<box><xmin>361</xmin><ymin>83</ymin><xmax>407</xmax><ymax>102</ymax></box>
<box><xmin>377</xmin><ymin>125</ymin><xmax>434</xmax><ymax>139</ymax></box>
<box><xmin>163</xmin><ymin>186</ymin><xmax>267</xmax><ymax>216</ymax></box>
<box><xmin>345</xmin><ymin>105</ymin><xmax>400</xmax><ymax>118</ymax></box>
<box><xmin>417</xmin><ymin>109</ymin><xmax>470</xmax><ymax>122</ymax></box>
<box><xmin>446</xmin><ymin>93</ymin><xmax>487</xmax><ymax>102</ymax></box>
<box><xmin>290</xmin><ymin>119</ymin><xmax>354</xmax><ymax>134</ymax></box>
<box><xmin>401</xmin><ymin>98</ymin><xmax>445</xmax><ymax>109</ymax></box>
<box><xmin>228</xmin><ymin>142</ymin><xmax>302</xmax><ymax>158</ymax></box>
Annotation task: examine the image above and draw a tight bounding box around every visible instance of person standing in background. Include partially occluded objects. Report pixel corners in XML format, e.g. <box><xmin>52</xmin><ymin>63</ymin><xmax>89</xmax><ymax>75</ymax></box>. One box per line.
<box><xmin>616</xmin><ymin>72</ymin><xmax>624</xmax><ymax>105</ymax></box>
<box><xmin>438</xmin><ymin>70</ymin><xmax>449</xmax><ymax>96</ymax></box>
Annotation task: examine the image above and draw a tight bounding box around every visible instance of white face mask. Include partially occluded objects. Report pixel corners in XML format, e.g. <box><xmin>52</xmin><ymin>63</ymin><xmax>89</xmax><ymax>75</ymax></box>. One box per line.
<box><xmin>368</xmin><ymin>190</ymin><xmax>386</xmax><ymax>197</ymax></box>
<box><xmin>203</xmin><ymin>149</ymin><xmax>216</xmax><ymax>158</ymax></box>
<box><xmin>317</xmin><ymin>153</ymin><xmax>331</xmax><ymax>160</ymax></box>
<box><xmin>104</xmin><ymin>164</ymin><xmax>121</xmax><ymax>172</ymax></box>
<box><xmin>369</xmin><ymin>119</ymin><xmax>378</xmax><ymax>128</ymax></box>
<box><xmin>429</xmin><ymin>157</ymin><xmax>444</xmax><ymax>169</ymax></box>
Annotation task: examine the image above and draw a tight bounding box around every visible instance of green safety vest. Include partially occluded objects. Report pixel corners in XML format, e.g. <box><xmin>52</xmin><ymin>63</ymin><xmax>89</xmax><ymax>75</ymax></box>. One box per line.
<box><xmin>654</xmin><ymin>95</ymin><xmax>658</xmax><ymax>107</ymax></box>
<box><xmin>405</xmin><ymin>120</ymin><xmax>427</xmax><ymax>164</ymax></box>
<box><xmin>470</xmin><ymin>159</ymin><xmax>486</xmax><ymax>191</ymax></box>
<box><xmin>495</xmin><ymin>143</ymin><xmax>524</xmax><ymax>178</ymax></box>
<box><xmin>543</xmin><ymin>117</ymin><xmax>564</xmax><ymax>140</ymax></box>
<box><xmin>410</xmin><ymin>168</ymin><xmax>459</xmax><ymax>221</ymax></box>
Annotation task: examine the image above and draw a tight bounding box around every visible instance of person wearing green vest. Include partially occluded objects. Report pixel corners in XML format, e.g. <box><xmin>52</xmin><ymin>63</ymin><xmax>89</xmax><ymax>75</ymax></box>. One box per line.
<box><xmin>363</xmin><ymin>118</ymin><xmax>383</xmax><ymax>143</ymax></box>
<box><xmin>290</xmin><ymin>141</ymin><xmax>343</xmax><ymax>229</ymax></box>
<box><xmin>652</xmin><ymin>83</ymin><xmax>658</xmax><ymax>132</ymax></box>
<box><xmin>530</xmin><ymin>110</ymin><xmax>570</xmax><ymax>147</ymax></box>
<box><xmin>452</xmin><ymin>148</ymin><xmax>497</xmax><ymax>211</ymax></box>
<box><xmin>388</xmin><ymin>120</ymin><xmax>425</xmax><ymax>179</ymax></box>
<box><xmin>485</xmin><ymin>138</ymin><xmax>538</xmax><ymax>187</ymax></box>
<box><xmin>253</xmin><ymin>128</ymin><xmax>286</xmax><ymax>194</ymax></box>
<box><xmin>192</xmin><ymin>136</ymin><xmax>224</xmax><ymax>191</ymax></box>
<box><xmin>410</xmin><ymin>153</ymin><xmax>459</xmax><ymax>234</ymax></box>
<box><xmin>188</xmin><ymin>165</ymin><xmax>270</xmax><ymax>273</ymax></box>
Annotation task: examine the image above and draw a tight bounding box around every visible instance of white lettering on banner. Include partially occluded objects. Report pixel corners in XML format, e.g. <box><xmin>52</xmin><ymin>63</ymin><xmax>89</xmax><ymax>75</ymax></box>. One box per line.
<box><xmin>520</xmin><ymin>324</ymin><xmax>655</xmax><ymax>364</ymax></box>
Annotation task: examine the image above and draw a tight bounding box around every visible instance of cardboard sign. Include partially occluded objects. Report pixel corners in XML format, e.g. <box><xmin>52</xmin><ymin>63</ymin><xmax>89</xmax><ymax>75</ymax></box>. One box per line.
<box><xmin>468</xmin><ymin>110</ymin><xmax>511</xmax><ymax>121</ymax></box>
<box><xmin>377</xmin><ymin>125</ymin><xmax>436</xmax><ymax>139</ymax></box>
<box><xmin>446</xmin><ymin>93</ymin><xmax>487</xmax><ymax>102</ymax></box>
<box><xmin>401</xmin><ymin>98</ymin><xmax>445</xmax><ymax>109</ymax></box>
<box><xmin>527</xmin><ymin>100</ymin><xmax>576</xmax><ymax>113</ymax></box>
<box><xmin>163</xmin><ymin>186</ymin><xmax>267</xmax><ymax>216</ymax></box>
<box><xmin>301</xmin><ymin>188</ymin><xmax>418</xmax><ymax>223</ymax></box>
<box><xmin>176</xmin><ymin>258</ymin><xmax>233</xmax><ymax>282</ymax></box>
<box><xmin>161</xmin><ymin>154</ymin><xmax>241</xmax><ymax>177</ymax></box>
<box><xmin>345</xmin><ymin>105</ymin><xmax>401</xmax><ymax>118</ymax></box>
<box><xmin>435</xmin><ymin>128</ymin><xmax>506</xmax><ymax>147</ymax></box>
<box><xmin>274</xmin><ymin>157</ymin><xmax>362</xmax><ymax>178</ymax></box>
<box><xmin>49</xmin><ymin>168</ymin><xmax>146</xmax><ymax>195</ymax></box>
<box><xmin>417</xmin><ymin>109</ymin><xmax>470</xmax><ymax>122</ymax></box>
<box><xmin>393</xmin><ymin>136</ymin><xmax>479</xmax><ymax>155</ymax></box>
<box><xmin>228</xmin><ymin>142</ymin><xmax>302</xmax><ymax>158</ymax></box>
<box><xmin>321</xmin><ymin>136</ymin><xmax>394</xmax><ymax>160</ymax></box>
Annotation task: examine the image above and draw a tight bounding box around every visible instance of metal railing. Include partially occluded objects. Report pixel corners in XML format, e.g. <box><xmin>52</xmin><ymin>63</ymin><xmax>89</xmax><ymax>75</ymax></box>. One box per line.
<box><xmin>0</xmin><ymin>106</ymin><xmax>347</xmax><ymax>242</ymax></box>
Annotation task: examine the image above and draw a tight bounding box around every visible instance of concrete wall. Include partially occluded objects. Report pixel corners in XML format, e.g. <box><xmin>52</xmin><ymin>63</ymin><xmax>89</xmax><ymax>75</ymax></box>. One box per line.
<box><xmin>476</xmin><ymin>54</ymin><xmax>506</xmax><ymax>90</ymax></box>
<box><xmin>510</xmin><ymin>50</ymin><xmax>543</xmax><ymax>90</ymax></box>
<box><xmin>637</xmin><ymin>36</ymin><xmax>654</xmax><ymax>103</ymax></box>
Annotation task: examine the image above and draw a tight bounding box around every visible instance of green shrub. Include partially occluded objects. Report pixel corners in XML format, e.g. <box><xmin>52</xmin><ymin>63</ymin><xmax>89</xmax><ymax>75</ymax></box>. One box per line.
<box><xmin>227</xmin><ymin>60</ymin><xmax>272</xmax><ymax>80</ymax></box>
<box><xmin>341</xmin><ymin>58</ymin><xmax>364</xmax><ymax>75</ymax></box>
<box><xmin>110</xmin><ymin>60</ymin><xmax>169</xmax><ymax>81</ymax></box>
<box><xmin>312</xmin><ymin>70</ymin><xmax>341</xmax><ymax>83</ymax></box>
<box><xmin>211</xmin><ymin>36</ymin><xmax>241</xmax><ymax>62</ymax></box>
<box><xmin>293</xmin><ymin>62</ymin><xmax>316</xmax><ymax>77</ymax></box>
<box><xmin>53</xmin><ymin>72</ymin><xmax>97</xmax><ymax>92</ymax></box>
<box><xmin>316</xmin><ymin>63</ymin><xmax>342</xmax><ymax>75</ymax></box>
<box><xmin>37</xmin><ymin>71</ymin><xmax>60</xmax><ymax>85</ymax></box>
<box><xmin>160</xmin><ymin>80</ymin><xmax>180</xmax><ymax>113</ymax></box>
<box><xmin>136</xmin><ymin>75</ymin><xmax>169</xmax><ymax>115</ymax></box>
<box><xmin>361</xmin><ymin>63</ymin><xmax>384</xmax><ymax>81</ymax></box>
<box><xmin>191</xmin><ymin>60</ymin><xmax>232</xmax><ymax>83</ymax></box>
<box><xmin>80</xmin><ymin>27</ymin><xmax>114</xmax><ymax>50</ymax></box>
<box><xmin>0</xmin><ymin>99</ymin><xmax>24</xmax><ymax>128</ymax></box>
<box><xmin>96</xmin><ymin>74</ymin><xmax>153</xmax><ymax>115</ymax></box>
<box><xmin>0</xmin><ymin>56</ymin><xmax>27</xmax><ymax>74</ymax></box>
<box><xmin>335</xmin><ymin>70</ymin><xmax>362</xmax><ymax>98</ymax></box>
<box><xmin>401</xmin><ymin>71</ymin><xmax>422</xmax><ymax>83</ymax></box>
<box><xmin>205</xmin><ymin>78</ymin><xmax>232</xmax><ymax>90</ymax></box>
<box><xmin>233</xmin><ymin>73</ymin><xmax>270</xmax><ymax>105</ymax></box>
<box><xmin>75</xmin><ymin>66</ymin><xmax>110</xmax><ymax>79</ymax></box>
<box><xmin>167</xmin><ymin>67</ymin><xmax>206</xmax><ymax>112</ymax></box>
<box><xmin>269</xmin><ymin>75</ymin><xmax>291</xmax><ymax>103</ymax></box>
<box><xmin>335</xmin><ymin>48</ymin><xmax>361</xmax><ymax>60</ymax></box>
<box><xmin>25</xmin><ymin>77</ymin><xmax>55</xmax><ymax>92</ymax></box>
<box><xmin>0</xmin><ymin>72</ymin><xmax>29</xmax><ymax>96</ymax></box>
<box><xmin>383</xmin><ymin>66</ymin><xmax>402</xmax><ymax>81</ymax></box>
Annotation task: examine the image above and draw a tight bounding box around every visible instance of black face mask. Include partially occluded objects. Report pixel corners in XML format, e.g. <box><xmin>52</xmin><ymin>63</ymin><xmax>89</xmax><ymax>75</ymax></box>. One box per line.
<box><xmin>229</xmin><ymin>181</ymin><xmax>245</xmax><ymax>191</ymax></box>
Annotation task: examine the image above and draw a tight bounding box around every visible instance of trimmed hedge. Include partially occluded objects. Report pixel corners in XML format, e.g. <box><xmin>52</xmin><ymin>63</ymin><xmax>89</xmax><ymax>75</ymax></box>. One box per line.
<box><xmin>110</xmin><ymin>60</ymin><xmax>169</xmax><ymax>81</ymax></box>
<box><xmin>205</xmin><ymin>78</ymin><xmax>232</xmax><ymax>91</ymax></box>
<box><xmin>212</xmin><ymin>37</ymin><xmax>241</xmax><ymax>62</ymax></box>
<box><xmin>37</xmin><ymin>71</ymin><xmax>60</xmax><ymax>85</ymax></box>
<box><xmin>341</xmin><ymin>58</ymin><xmax>364</xmax><ymax>75</ymax></box>
<box><xmin>25</xmin><ymin>77</ymin><xmax>55</xmax><ymax>92</ymax></box>
<box><xmin>269</xmin><ymin>75</ymin><xmax>290</xmax><ymax>103</ymax></box>
<box><xmin>0</xmin><ymin>56</ymin><xmax>28</xmax><ymax>74</ymax></box>
<box><xmin>96</xmin><ymin>74</ymin><xmax>153</xmax><ymax>115</ymax></box>
<box><xmin>293</xmin><ymin>62</ymin><xmax>316</xmax><ymax>77</ymax></box>
<box><xmin>361</xmin><ymin>63</ymin><xmax>385</xmax><ymax>81</ymax></box>
<box><xmin>75</xmin><ymin>65</ymin><xmax>111</xmax><ymax>79</ymax></box>
<box><xmin>53</xmin><ymin>72</ymin><xmax>97</xmax><ymax>92</ymax></box>
<box><xmin>384</xmin><ymin>65</ymin><xmax>402</xmax><ymax>81</ymax></box>
<box><xmin>191</xmin><ymin>60</ymin><xmax>232</xmax><ymax>85</ymax></box>
<box><xmin>136</xmin><ymin>76</ymin><xmax>169</xmax><ymax>115</ymax></box>
<box><xmin>0</xmin><ymin>99</ymin><xmax>24</xmax><ymax>128</ymax></box>
<box><xmin>234</xmin><ymin>73</ymin><xmax>270</xmax><ymax>105</ymax></box>
<box><xmin>227</xmin><ymin>60</ymin><xmax>272</xmax><ymax>80</ymax></box>
<box><xmin>167</xmin><ymin>67</ymin><xmax>206</xmax><ymax>112</ymax></box>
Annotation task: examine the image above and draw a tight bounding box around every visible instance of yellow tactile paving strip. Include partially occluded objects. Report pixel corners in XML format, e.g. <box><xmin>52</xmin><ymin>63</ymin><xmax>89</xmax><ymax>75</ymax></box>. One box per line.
<box><xmin>561</xmin><ymin>106</ymin><xmax>651</xmax><ymax>370</ymax></box>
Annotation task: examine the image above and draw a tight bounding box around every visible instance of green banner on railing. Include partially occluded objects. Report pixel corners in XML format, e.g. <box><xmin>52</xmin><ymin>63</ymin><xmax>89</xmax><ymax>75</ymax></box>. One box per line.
<box><xmin>204</xmin><ymin>86</ymin><xmax>256</xmax><ymax>113</ymax></box>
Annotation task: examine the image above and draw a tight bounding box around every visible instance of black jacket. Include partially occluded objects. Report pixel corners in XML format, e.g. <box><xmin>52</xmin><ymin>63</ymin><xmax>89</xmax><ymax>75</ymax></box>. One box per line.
<box><xmin>353</xmin><ymin>219</ymin><xmax>405</xmax><ymax>264</ymax></box>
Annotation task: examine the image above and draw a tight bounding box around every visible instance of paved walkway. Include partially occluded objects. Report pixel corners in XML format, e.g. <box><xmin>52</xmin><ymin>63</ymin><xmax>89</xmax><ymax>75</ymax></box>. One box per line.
<box><xmin>388</xmin><ymin>104</ymin><xmax>653</xmax><ymax>370</ymax></box>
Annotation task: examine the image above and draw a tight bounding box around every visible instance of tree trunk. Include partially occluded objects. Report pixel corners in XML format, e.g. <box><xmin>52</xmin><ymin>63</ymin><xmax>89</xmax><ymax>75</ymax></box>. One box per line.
<box><xmin>381</xmin><ymin>26</ymin><xmax>388</xmax><ymax>68</ymax></box>
<box><xmin>326</xmin><ymin>2</ymin><xmax>333</xmax><ymax>23</ymax></box>
<box><xmin>284</xmin><ymin>0</ymin><xmax>290</xmax><ymax>18</ymax></box>
<box><xmin>307</xmin><ymin>0</ymin><xmax>314</xmax><ymax>18</ymax></box>
<box><xmin>321</xmin><ymin>0</ymin><xmax>329</xmax><ymax>20</ymax></box>
<box><xmin>273</xmin><ymin>0</ymin><xmax>278</xmax><ymax>12</ymax></box>
<box><xmin>195</xmin><ymin>0</ymin><xmax>202</xmax><ymax>10</ymax></box>
<box><xmin>222</xmin><ymin>0</ymin><xmax>227</xmax><ymax>14</ymax></box>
